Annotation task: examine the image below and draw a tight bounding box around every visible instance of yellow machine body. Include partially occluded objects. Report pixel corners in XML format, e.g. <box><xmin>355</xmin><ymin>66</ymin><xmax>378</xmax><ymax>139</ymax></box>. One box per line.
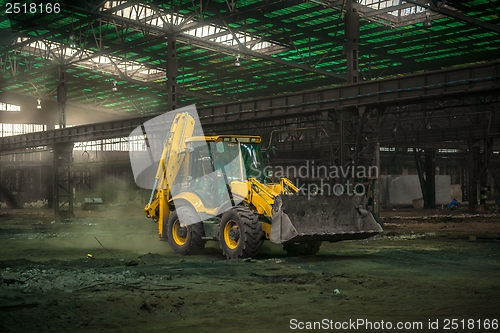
<box><xmin>144</xmin><ymin>112</ymin><xmax>382</xmax><ymax>258</ymax></box>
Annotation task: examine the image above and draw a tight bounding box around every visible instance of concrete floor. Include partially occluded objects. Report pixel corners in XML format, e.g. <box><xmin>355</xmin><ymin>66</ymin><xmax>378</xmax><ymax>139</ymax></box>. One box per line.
<box><xmin>0</xmin><ymin>206</ymin><xmax>499</xmax><ymax>332</ymax></box>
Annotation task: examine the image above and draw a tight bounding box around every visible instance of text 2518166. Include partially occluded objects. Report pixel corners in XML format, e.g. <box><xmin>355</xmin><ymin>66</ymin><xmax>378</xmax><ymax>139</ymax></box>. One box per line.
<box><xmin>5</xmin><ymin>3</ymin><xmax>60</xmax><ymax>14</ymax></box>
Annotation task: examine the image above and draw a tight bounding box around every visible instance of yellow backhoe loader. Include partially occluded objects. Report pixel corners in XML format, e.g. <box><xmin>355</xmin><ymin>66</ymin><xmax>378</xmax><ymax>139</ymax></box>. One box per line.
<box><xmin>143</xmin><ymin>112</ymin><xmax>382</xmax><ymax>259</ymax></box>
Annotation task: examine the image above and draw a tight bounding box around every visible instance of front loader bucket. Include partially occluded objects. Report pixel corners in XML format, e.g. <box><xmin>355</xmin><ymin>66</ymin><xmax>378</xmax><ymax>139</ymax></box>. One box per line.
<box><xmin>270</xmin><ymin>194</ymin><xmax>383</xmax><ymax>244</ymax></box>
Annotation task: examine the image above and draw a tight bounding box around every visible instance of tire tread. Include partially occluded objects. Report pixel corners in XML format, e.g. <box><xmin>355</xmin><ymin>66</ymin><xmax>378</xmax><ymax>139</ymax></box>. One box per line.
<box><xmin>167</xmin><ymin>206</ymin><xmax>206</xmax><ymax>255</ymax></box>
<box><xmin>219</xmin><ymin>206</ymin><xmax>264</xmax><ymax>259</ymax></box>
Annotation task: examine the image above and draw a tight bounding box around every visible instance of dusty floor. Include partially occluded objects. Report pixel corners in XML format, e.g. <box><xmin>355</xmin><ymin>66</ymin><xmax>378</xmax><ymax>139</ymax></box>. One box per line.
<box><xmin>0</xmin><ymin>206</ymin><xmax>499</xmax><ymax>333</ymax></box>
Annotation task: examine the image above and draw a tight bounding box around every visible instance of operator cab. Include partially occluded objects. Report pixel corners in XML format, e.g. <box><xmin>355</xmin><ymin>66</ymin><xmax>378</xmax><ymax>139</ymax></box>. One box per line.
<box><xmin>185</xmin><ymin>136</ymin><xmax>266</xmax><ymax>208</ymax></box>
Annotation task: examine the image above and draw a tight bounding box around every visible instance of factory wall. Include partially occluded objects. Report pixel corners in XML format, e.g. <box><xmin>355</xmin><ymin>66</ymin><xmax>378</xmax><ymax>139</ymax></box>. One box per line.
<box><xmin>0</xmin><ymin>92</ymin><xmax>130</xmax><ymax>129</ymax></box>
<box><xmin>379</xmin><ymin>175</ymin><xmax>451</xmax><ymax>206</ymax></box>
<box><xmin>0</xmin><ymin>147</ymin><xmax>496</xmax><ymax>209</ymax></box>
<box><xmin>0</xmin><ymin>150</ymin><xmax>148</xmax><ymax>208</ymax></box>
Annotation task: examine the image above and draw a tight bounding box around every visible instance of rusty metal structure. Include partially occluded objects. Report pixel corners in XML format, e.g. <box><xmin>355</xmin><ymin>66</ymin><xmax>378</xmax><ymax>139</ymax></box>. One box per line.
<box><xmin>0</xmin><ymin>0</ymin><xmax>499</xmax><ymax>216</ymax></box>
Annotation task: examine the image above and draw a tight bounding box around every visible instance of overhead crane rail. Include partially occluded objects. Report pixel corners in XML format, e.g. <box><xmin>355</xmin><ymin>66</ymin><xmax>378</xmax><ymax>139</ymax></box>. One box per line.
<box><xmin>0</xmin><ymin>61</ymin><xmax>498</xmax><ymax>152</ymax></box>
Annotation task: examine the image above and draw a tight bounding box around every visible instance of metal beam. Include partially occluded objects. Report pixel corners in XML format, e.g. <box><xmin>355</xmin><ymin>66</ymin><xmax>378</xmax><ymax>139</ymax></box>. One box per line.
<box><xmin>405</xmin><ymin>0</ymin><xmax>500</xmax><ymax>34</ymax></box>
<box><xmin>2</xmin><ymin>14</ymin><xmax>231</xmax><ymax>103</ymax></box>
<box><xmin>1</xmin><ymin>55</ymin><xmax>229</xmax><ymax>105</ymax></box>
<box><xmin>0</xmin><ymin>61</ymin><xmax>499</xmax><ymax>152</ymax></box>
<box><xmin>196</xmin><ymin>61</ymin><xmax>499</xmax><ymax>125</ymax></box>
<box><xmin>68</xmin><ymin>3</ymin><xmax>347</xmax><ymax>81</ymax></box>
<box><xmin>362</xmin><ymin>3</ymin><xmax>416</xmax><ymax>17</ymax></box>
<box><xmin>52</xmin><ymin>142</ymin><xmax>74</xmax><ymax>217</ymax></box>
<box><xmin>345</xmin><ymin>0</ymin><xmax>360</xmax><ymax>84</ymax></box>
<box><xmin>167</xmin><ymin>34</ymin><xmax>178</xmax><ymax>110</ymax></box>
<box><xmin>118</xmin><ymin>75</ymin><xmax>229</xmax><ymax>103</ymax></box>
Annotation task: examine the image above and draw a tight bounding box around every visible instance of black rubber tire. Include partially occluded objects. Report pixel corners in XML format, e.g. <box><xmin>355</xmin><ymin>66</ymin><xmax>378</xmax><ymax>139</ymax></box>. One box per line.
<box><xmin>283</xmin><ymin>241</ymin><xmax>322</xmax><ymax>256</ymax></box>
<box><xmin>166</xmin><ymin>206</ymin><xmax>206</xmax><ymax>255</ymax></box>
<box><xmin>219</xmin><ymin>206</ymin><xmax>264</xmax><ymax>259</ymax></box>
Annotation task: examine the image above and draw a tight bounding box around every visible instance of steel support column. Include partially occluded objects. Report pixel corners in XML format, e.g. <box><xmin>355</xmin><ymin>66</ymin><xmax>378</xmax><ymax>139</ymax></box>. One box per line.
<box><xmin>167</xmin><ymin>34</ymin><xmax>178</xmax><ymax>111</ymax></box>
<box><xmin>339</xmin><ymin>117</ymin><xmax>346</xmax><ymax>171</ymax></box>
<box><xmin>460</xmin><ymin>159</ymin><xmax>468</xmax><ymax>202</ymax></box>
<box><xmin>0</xmin><ymin>169</ymin><xmax>24</xmax><ymax>209</ymax></box>
<box><xmin>414</xmin><ymin>148</ymin><xmax>436</xmax><ymax>208</ymax></box>
<box><xmin>45</xmin><ymin>164</ymin><xmax>54</xmax><ymax>209</ymax></box>
<box><xmin>468</xmin><ymin>138</ymin><xmax>494</xmax><ymax>212</ymax></box>
<box><xmin>350</xmin><ymin>105</ymin><xmax>382</xmax><ymax>221</ymax></box>
<box><xmin>58</xmin><ymin>67</ymin><xmax>67</xmax><ymax>128</ymax></box>
<box><xmin>53</xmin><ymin>142</ymin><xmax>74</xmax><ymax>217</ymax></box>
<box><xmin>372</xmin><ymin>142</ymin><xmax>381</xmax><ymax>218</ymax></box>
<box><xmin>365</xmin><ymin>107</ymin><xmax>383</xmax><ymax>221</ymax></box>
<box><xmin>424</xmin><ymin>149</ymin><xmax>436</xmax><ymax>208</ymax></box>
<box><xmin>345</xmin><ymin>0</ymin><xmax>360</xmax><ymax>84</ymax></box>
<box><xmin>479</xmin><ymin>139</ymin><xmax>494</xmax><ymax>206</ymax></box>
<box><xmin>468</xmin><ymin>141</ymin><xmax>479</xmax><ymax>212</ymax></box>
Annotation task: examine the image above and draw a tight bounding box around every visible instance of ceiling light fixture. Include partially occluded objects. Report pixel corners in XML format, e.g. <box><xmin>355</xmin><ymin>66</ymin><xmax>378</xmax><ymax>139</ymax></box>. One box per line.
<box><xmin>37</xmin><ymin>98</ymin><xmax>42</xmax><ymax>109</ymax></box>
<box><xmin>234</xmin><ymin>54</ymin><xmax>241</xmax><ymax>67</ymax></box>
<box><xmin>69</xmin><ymin>34</ymin><xmax>77</xmax><ymax>48</ymax></box>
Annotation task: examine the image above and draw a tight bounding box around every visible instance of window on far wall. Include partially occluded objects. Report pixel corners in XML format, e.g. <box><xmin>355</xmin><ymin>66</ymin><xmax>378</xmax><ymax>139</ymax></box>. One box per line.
<box><xmin>0</xmin><ymin>102</ymin><xmax>21</xmax><ymax>112</ymax></box>
<box><xmin>0</xmin><ymin>123</ymin><xmax>46</xmax><ymax>137</ymax></box>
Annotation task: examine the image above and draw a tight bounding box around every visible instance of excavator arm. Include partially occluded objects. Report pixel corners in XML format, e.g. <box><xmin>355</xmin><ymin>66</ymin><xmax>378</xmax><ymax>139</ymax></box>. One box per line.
<box><xmin>244</xmin><ymin>177</ymin><xmax>299</xmax><ymax>218</ymax></box>
<box><xmin>143</xmin><ymin>112</ymin><xmax>195</xmax><ymax>237</ymax></box>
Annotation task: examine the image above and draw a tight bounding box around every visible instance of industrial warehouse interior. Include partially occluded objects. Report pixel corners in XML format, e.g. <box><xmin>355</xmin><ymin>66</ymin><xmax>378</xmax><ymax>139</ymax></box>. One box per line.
<box><xmin>0</xmin><ymin>0</ymin><xmax>499</xmax><ymax>332</ymax></box>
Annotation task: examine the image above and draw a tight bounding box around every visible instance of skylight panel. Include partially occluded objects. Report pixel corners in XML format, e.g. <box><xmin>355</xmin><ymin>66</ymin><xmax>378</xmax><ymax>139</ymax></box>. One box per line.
<box><xmin>102</xmin><ymin>1</ymin><xmax>286</xmax><ymax>55</ymax></box>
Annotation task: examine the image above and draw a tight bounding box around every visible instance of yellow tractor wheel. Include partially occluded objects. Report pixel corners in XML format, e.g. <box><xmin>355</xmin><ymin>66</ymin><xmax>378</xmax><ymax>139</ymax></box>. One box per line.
<box><xmin>223</xmin><ymin>220</ymin><xmax>240</xmax><ymax>250</ymax></box>
<box><xmin>171</xmin><ymin>219</ymin><xmax>188</xmax><ymax>246</ymax></box>
<box><xmin>166</xmin><ymin>206</ymin><xmax>206</xmax><ymax>255</ymax></box>
<box><xmin>219</xmin><ymin>206</ymin><xmax>263</xmax><ymax>259</ymax></box>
